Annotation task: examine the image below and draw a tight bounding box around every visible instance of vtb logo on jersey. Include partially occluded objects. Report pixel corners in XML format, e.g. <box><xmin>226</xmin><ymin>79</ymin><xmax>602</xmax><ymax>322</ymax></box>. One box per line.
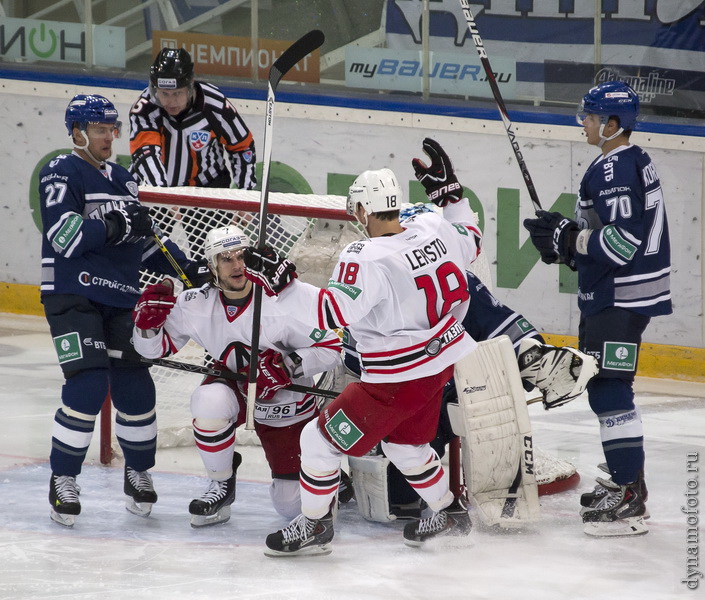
<box><xmin>189</xmin><ymin>131</ymin><xmax>210</xmax><ymax>151</ymax></box>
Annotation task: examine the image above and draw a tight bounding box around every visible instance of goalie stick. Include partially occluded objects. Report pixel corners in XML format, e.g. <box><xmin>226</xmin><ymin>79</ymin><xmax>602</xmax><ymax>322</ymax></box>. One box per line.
<box><xmin>458</xmin><ymin>1</ymin><xmax>542</xmax><ymax>213</ymax></box>
<box><xmin>247</xmin><ymin>29</ymin><xmax>326</xmax><ymax>430</ymax></box>
<box><xmin>106</xmin><ymin>350</ymin><xmax>338</xmax><ymax>400</ymax></box>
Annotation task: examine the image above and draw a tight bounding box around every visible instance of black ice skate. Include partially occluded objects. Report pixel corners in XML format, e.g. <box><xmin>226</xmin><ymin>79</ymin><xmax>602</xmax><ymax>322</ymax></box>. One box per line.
<box><xmin>582</xmin><ymin>479</ymin><xmax>648</xmax><ymax>537</ymax></box>
<box><xmin>49</xmin><ymin>473</ymin><xmax>81</xmax><ymax>527</ymax></box>
<box><xmin>124</xmin><ymin>466</ymin><xmax>158</xmax><ymax>517</ymax></box>
<box><xmin>264</xmin><ymin>509</ymin><xmax>335</xmax><ymax>557</ymax></box>
<box><xmin>403</xmin><ymin>497</ymin><xmax>472</xmax><ymax>546</ymax></box>
<box><xmin>580</xmin><ymin>466</ymin><xmax>649</xmax><ymax>519</ymax></box>
<box><xmin>189</xmin><ymin>451</ymin><xmax>241</xmax><ymax>528</ymax></box>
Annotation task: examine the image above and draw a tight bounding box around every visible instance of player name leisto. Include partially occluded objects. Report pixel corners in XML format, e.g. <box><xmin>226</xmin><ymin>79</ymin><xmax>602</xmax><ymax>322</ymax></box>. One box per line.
<box><xmin>403</xmin><ymin>238</ymin><xmax>448</xmax><ymax>270</ymax></box>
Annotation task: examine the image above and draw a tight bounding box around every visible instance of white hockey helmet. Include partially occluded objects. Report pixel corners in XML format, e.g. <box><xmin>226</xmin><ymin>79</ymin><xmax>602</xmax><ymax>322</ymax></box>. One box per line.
<box><xmin>203</xmin><ymin>225</ymin><xmax>250</xmax><ymax>272</ymax></box>
<box><xmin>346</xmin><ymin>168</ymin><xmax>402</xmax><ymax>217</ymax></box>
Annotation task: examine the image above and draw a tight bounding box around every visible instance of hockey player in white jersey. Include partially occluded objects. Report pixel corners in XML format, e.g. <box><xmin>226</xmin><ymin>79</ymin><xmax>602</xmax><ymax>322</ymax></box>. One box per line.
<box><xmin>132</xmin><ymin>225</ymin><xmax>341</xmax><ymax>527</ymax></box>
<box><xmin>244</xmin><ymin>139</ymin><xmax>482</xmax><ymax>555</ymax></box>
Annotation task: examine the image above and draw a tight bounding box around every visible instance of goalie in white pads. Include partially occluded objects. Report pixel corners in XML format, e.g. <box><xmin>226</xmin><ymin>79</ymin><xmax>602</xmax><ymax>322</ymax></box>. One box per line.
<box><xmin>132</xmin><ymin>225</ymin><xmax>341</xmax><ymax>527</ymax></box>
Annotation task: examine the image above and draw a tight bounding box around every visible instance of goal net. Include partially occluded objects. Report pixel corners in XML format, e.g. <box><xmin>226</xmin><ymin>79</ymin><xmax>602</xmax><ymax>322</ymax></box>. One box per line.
<box><xmin>99</xmin><ymin>185</ymin><xmax>577</xmax><ymax>495</ymax></box>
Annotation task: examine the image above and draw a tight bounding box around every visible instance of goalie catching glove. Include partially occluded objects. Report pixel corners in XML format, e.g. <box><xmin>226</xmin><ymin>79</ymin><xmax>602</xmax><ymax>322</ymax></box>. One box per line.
<box><xmin>241</xmin><ymin>349</ymin><xmax>292</xmax><ymax>401</ymax></box>
<box><xmin>518</xmin><ymin>338</ymin><xmax>599</xmax><ymax>409</ymax></box>
<box><xmin>523</xmin><ymin>210</ymin><xmax>580</xmax><ymax>270</ymax></box>
<box><xmin>133</xmin><ymin>278</ymin><xmax>176</xmax><ymax>330</ymax></box>
<box><xmin>412</xmin><ymin>137</ymin><xmax>463</xmax><ymax>207</ymax></box>
<box><xmin>243</xmin><ymin>245</ymin><xmax>297</xmax><ymax>297</ymax></box>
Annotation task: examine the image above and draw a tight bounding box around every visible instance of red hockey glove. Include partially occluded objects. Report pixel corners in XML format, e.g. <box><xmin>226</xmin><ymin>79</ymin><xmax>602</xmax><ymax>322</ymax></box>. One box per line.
<box><xmin>242</xmin><ymin>349</ymin><xmax>292</xmax><ymax>401</ymax></box>
<box><xmin>133</xmin><ymin>278</ymin><xmax>176</xmax><ymax>330</ymax></box>
<box><xmin>243</xmin><ymin>245</ymin><xmax>297</xmax><ymax>297</ymax></box>
<box><xmin>412</xmin><ymin>138</ymin><xmax>463</xmax><ymax>207</ymax></box>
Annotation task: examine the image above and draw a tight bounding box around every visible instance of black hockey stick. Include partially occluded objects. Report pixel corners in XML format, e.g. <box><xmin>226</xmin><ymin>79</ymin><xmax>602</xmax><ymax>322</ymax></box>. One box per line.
<box><xmin>107</xmin><ymin>350</ymin><xmax>338</xmax><ymax>400</ymax></box>
<box><xmin>247</xmin><ymin>29</ymin><xmax>326</xmax><ymax>429</ymax></box>
<box><xmin>458</xmin><ymin>2</ymin><xmax>542</xmax><ymax>213</ymax></box>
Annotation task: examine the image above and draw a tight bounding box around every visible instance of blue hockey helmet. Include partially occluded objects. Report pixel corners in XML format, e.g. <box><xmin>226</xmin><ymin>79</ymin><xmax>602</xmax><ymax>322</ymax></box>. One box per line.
<box><xmin>577</xmin><ymin>81</ymin><xmax>639</xmax><ymax>131</ymax></box>
<box><xmin>65</xmin><ymin>94</ymin><xmax>121</xmax><ymax>136</ymax></box>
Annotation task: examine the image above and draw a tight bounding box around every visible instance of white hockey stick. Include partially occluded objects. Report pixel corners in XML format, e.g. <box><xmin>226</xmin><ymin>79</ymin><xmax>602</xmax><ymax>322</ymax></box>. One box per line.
<box><xmin>458</xmin><ymin>1</ymin><xmax>543</xmax><ymax>213</ymax></box>
<box><xmin>246</xmin><ymin>30</ymin><xmax>326</xmax><ymax>430</ymax></box>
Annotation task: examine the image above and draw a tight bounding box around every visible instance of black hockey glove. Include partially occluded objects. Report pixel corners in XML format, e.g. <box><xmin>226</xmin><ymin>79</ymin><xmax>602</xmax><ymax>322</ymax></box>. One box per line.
<box><xmin>104</xmin><ymin>203</ymin><xmax>153</xmax><ymax>245</ymax></box>
<box><xmin>523</xmin><ymin>210</ymin><xmax>579</xmax><ymax>270</ymax></box>
<box><xmin>183</xmin><ymin>259</ymin><xmax>211</xmax><ymax>287</ymax></box>
<box><xmin>412</xmin><ymin>138</ymin><xmax>463</xmax><ymax>207</ymax></box>
<box><xmin>243</xmin><ymin>245</ymin><xmax>297</xmax><ymax>297</ymax></box>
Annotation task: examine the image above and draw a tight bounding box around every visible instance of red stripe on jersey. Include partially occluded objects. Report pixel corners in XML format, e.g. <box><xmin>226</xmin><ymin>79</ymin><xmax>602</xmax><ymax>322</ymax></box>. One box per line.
<box><xmin>363</xmin><ymin>334</ymin><xmax>466</xmax><ymax>375</ymax></box>
<box><xmin>363</xmin><ymin>318</ymin><xmax>459</xmax><ymax>358</ymax></box>
<box><xmin>313</xmin><ymin>338</ymin><xmax>342</xmax><ymax>350</ymax></box>
<box><xmin>317</xmin><ymin>288</ymin><xmax>348</xmax><ymax>329</ymax></box>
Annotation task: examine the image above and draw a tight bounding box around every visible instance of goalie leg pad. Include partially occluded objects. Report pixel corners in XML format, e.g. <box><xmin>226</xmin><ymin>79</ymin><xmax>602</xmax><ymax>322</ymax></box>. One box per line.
<box><xmin>449</xmin><ymin>336</ymin><xmax>540</xmax><ymax>527</ymax></box>
<box><xmin>518</xmin><ymin>338</ymin><xmax>599</xmax><ymax>409</ymax></box>
<box><xmin>348</xmin><ymin>454</ymin><xmax>396</xmax><ymax>523</ymax></box>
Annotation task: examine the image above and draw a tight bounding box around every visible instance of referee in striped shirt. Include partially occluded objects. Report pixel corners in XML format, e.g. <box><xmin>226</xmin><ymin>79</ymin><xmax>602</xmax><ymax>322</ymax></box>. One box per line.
<box><xmin>129</xmin><ymin>48</ymin><xmax>257</xmax><ymax>257</ymax></box>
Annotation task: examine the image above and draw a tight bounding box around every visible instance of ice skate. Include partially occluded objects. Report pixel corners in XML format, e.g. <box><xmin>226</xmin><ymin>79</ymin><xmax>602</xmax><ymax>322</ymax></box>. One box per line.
<box><xmin>582</xmin><ymin>479</ymin><xmax>648</xmax><ymax>537</ymax></box>
<box><xmin>189</xmin><ymin>452</ymin><xmax>241</xmax><ymax>528</ymax></box>
<box><xmin>580</xmin><ymin>466</ymin><xmax>649</xmax><ymax>519</ymax></box>
<box><xmin>49</xmin><ymin>474</ymin><xmax>81</xmax><ymax>527</ymax></box>
<box><xmin>124</xmin><ymin>466</ymin><xmax>158</xmax><ymax>517</ymax></box>
<box><xmin>403</xmin><ymin>497</ymin><xmax>472</xmax><ymax>546</ymax></box>
<box><xmin>264</xmin><ymin>509</ymin><xmax>335</xmax><ymax>557</ymax></box>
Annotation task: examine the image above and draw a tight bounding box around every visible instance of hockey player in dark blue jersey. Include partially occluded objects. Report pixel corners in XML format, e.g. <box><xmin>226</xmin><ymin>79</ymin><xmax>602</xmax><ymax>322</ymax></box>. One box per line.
<box><xmin>524</xmin><ymin>81</ymin><xmax>672</xmax><ymax>536</ymax></box>
<box><xmin>40</xmin><ymin>94</ymin><xmax>207</xmax><ymax>527</ymax></box>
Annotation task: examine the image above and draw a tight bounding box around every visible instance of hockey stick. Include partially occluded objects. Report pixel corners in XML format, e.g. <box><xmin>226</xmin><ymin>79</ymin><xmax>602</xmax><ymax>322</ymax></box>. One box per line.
<box><xmin>106</xmin><ymin>350</ymin><xmax>338</xmax><ymax>400</ymax></box>
<box><xmin>151</xmin><ymin>233</ymin><xmax>193</xmax><ymax>289</ymax></box>
<box><xmin>458</xmin><ymin>2</ymin><xmax>542</xmax><ymax>213</ymax></box>
<box><xmin>246</xmin><ymin>29</ymin><xmax>326</xmax><ymax>430</ymax></box>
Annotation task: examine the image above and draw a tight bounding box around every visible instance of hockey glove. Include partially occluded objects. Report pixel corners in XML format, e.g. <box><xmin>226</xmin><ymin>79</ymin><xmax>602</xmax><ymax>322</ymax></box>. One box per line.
<box><xmin>183</xmin><ymin>259</ymin><xmax>212</xmax><ymax>287</ymax></box>
<box><xmin>242</xmin><ymin>349</ymin><xmax>292</xmax><ymax>401</ymax></box>
<box><xmin>523</xmin><ymin>210</ymin><xmax>579</xmax><ymax>270</ymax></box>
<box><xmin>133</xmin><ymin>278</ymin><xmax>176</xmax><ymax>330</ymax></box>
<box><xmin>105</xmin><ymin>203</ymin><xmax>154</xmax><ymax>245</ymax></box>
<box><xmin>412</xmin><ymin>137</ymin><xmax>463</xmax><ymax>207</ymax></box>
<box><xmin>242</xmin><ymin>245</ymin><xmax>297</xmax><ymax>297</ymax></box>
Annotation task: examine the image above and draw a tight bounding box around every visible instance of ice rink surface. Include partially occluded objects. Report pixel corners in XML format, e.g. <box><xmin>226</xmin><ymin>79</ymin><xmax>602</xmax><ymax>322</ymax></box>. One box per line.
<box><xmin>1</xmin><ymin>314</ymin><xmax>703</xmax><ymax>600</ymax></box>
